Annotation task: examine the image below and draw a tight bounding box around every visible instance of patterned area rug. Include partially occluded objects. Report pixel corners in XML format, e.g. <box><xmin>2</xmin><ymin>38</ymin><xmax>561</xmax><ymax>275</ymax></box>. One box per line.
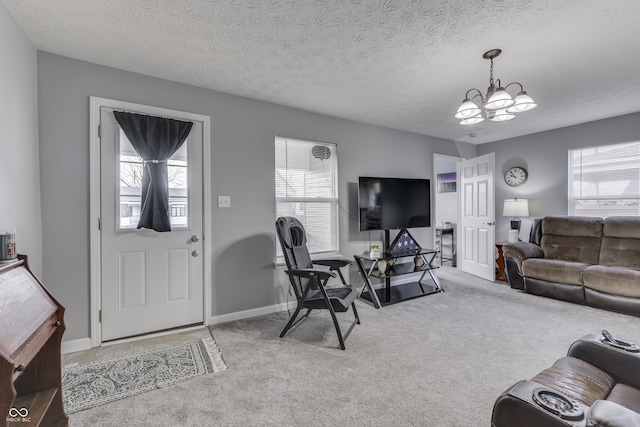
<box><xmin>62</xmin><ymin>337</ymin><xmax>227</xmax><ymax>414</ymax></box>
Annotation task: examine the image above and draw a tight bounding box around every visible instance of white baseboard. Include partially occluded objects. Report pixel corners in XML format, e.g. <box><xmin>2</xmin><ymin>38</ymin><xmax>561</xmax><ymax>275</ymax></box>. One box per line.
<box><xmin>208</xmin><ymin>302</ymin><xmax>289</xmax><ymax>325</ymax></box>
<box><xmin>62</xmin><ymin>301</ymin><xmax>302</xmax><ymax>353</ymax></box>
<box><xmin>62</xmin><ymin>337</ymin><xmax>92</xmax><ymax>354</ymax></box>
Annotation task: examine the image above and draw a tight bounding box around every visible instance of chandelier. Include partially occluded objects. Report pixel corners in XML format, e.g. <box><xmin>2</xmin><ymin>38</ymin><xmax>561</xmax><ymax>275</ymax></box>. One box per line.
<box><xmin>454</xmin><ymin>49</ymin><xmax>537</xmax><ymax>125</ymax></box>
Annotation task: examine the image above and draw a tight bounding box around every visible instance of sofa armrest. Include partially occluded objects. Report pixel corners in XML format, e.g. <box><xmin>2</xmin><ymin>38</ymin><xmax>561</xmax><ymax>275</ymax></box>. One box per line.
<box><xmin>492</xmin><ymin>380</ymin><xmax>585</xmax><ymax>427</ymax></box>
<box><xmin>505</xmin><ymin>258</ymin><xmax>525</xmax><ymax>290</ymax></box>
<box><xmin>503</xmin><ymin>242</ymin><xmax>544</xmax><ymax>273</ymax></box>
<box><xmin>588</xmin><ymin>400</ymin><xmax>640</xmax><ymax>427</ymax></box>
<box><xmin>312</xmin><ymin>258</ymin><xmax>353</xmax><ymax>268</ymax></box>
<box><xmin>568</xmin><ymin>334</ymin><xmax>640</xmax><ymax>390</ymax></box>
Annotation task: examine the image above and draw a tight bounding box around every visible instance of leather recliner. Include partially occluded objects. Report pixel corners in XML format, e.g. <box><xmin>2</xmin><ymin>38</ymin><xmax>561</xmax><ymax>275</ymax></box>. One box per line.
<box><xmin>492</xmin><ymin>333</ymin><xmax>640</xmax><ymax>426</ymax></box>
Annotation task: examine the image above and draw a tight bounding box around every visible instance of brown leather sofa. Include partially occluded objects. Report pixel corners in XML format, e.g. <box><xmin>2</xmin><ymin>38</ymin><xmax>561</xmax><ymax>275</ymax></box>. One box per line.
<box><xmin>492</xmin><ymin>333</ymin><xmax>640</xmax><ymax>427</ymax></box>
<box><xmin>503</xmin><ymin>216</ymin><xmax>640</xmax><ymax>317</ymax></box>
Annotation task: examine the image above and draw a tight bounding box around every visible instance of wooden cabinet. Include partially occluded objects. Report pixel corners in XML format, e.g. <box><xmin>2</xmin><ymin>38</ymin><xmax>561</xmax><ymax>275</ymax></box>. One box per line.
<box><xmin>495</xmin><ymin>242</ymin><xmax>508</xmax><ymax>282</ymax></box>
<box><xmin>0</xmin><ymin>255</ymin><xmax>68</xmax><ymax>427</ymax></box>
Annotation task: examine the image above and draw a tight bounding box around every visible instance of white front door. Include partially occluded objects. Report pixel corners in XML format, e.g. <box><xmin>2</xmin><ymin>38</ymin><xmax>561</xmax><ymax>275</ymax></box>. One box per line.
<box><xmin>459</xmin><ymin>152</ymin><xmax>495</xmax><ymax>281</ymax></box>
<box><xmin>99</xmin><ymin>107</ymin><xmax>204</xmax><ymax>341</ymax></box>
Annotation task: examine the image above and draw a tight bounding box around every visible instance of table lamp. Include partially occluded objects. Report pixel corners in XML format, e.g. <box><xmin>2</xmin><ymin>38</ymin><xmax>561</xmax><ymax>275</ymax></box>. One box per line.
<box><xmin>503</xmin><ymin>198</ymin><xmax>529</xmax><ymax>242</ymax></box>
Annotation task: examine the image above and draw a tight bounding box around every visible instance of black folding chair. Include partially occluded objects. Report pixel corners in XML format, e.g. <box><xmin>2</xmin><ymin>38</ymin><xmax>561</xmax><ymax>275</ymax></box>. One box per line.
<box><xmin>275</xmin><ymin>217</ymin><xmax>360</xmax><ymax>350</ymax></box>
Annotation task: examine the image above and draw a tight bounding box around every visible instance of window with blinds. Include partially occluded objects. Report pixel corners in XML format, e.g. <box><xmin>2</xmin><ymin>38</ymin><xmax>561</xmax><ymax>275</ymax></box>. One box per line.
<box><xmin>275</xmin><ymin>136</ymin><xmax>338</xmax><ymax>259</ymax></box>
<box><xmin>569</xmin><ymin>141</ymin><xmax>640</xmax><ymax>217</ymax></box>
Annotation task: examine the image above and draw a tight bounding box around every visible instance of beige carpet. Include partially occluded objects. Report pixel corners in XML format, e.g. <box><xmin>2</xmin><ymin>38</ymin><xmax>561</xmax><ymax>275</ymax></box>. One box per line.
<box><xmin>69</xmin><ymin>267</ymin><xmax>640</xmax><ymax>426</ymax></box>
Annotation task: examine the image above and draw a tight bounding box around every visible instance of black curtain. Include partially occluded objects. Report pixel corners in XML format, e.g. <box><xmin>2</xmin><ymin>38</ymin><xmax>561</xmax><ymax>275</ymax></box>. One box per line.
<box><xmin>114</xmin><ymin>111</ymin><xmax>193</xmax><ymax>232</ymax></box>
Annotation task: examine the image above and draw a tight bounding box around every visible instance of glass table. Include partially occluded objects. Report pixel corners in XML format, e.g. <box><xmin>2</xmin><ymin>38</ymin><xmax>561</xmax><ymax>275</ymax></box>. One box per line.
<box><xmin>353</xmin><ymin>249</ymin><xmax>444</xmax><ymax>308</ymax></box>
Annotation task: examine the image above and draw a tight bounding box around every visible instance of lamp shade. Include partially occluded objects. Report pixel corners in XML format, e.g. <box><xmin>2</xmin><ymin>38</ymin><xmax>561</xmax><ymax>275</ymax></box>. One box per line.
<box><xmin>506</xmin><ymin>92</ymin><xmax>537</xmax><ymax>113</ymax></box>
<box><xmin>490</xmin><ymin>108</ymin><xmax>516</xmax><ymax>122</ymax></box>
<box><xmin>503</xmin><ymin>198</ymin><xmax>529</xmax><ymax>217</ymax></box>
<box><xmin>485</xmin><ymin>88</ymin><xmax>515</xmax><ymax>110</ymax></box>
<box><xmin>455</xmin><ymin>99</ymin><xmax>482</xmax><ymax>119</ymax></box>
<box><xmin>460</xmin><ymin>115</ymin><xmax>485</xmax><ymax>125</ymax></box>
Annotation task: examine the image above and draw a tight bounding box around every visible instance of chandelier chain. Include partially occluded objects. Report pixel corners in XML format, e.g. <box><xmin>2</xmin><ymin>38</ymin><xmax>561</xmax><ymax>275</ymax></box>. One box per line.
<box><xmin>489</xmin><ymin>58</ymin><xmax>494</xmax><ymax>86</ymax></box>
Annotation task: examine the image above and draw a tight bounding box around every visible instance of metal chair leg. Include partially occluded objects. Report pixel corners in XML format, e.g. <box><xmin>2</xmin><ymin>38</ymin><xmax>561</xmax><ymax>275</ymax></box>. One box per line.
<box><xmin>327</xmin><ymin>305</ymin><xmax>346</xmax><ymax>350</ymax></box>
<box><xmin>280</xmin><ymin>305</ymin><xmax>314</xmax><ymax>338</ymax></box>
<box><xmin>351</xmin><ymin>301</ymin><xmax>360</xmax><ymax>325</ymax></box>
<box><xmin>280</xmin><ymin>304</ymin><xmax>303</xmax><ymax>338</ymax></box>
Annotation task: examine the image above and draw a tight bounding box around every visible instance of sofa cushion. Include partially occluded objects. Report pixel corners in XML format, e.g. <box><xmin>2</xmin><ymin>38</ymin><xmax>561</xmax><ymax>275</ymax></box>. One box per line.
<box><xmin>543</xmin><ymin>216</ymin><xmax>603</xmax><ymax>238</ymax></box>
<box><xmin>608</xmin><ymin>383</ymin><xmax>640</xmax><ymax>414</ymax></box>
<box><xmin>522</xmin><ymin>258</ymin><xmax>589</xmax><ymax>285</ymax></box>
<box><xmin>603</xmin><ymin>216</ymin><xmax>640</xmax><ymax>239</ymax></box>
<box><xmin>583</xmin><ymin>265</ymin><xmax>640</xmax><ymax>298</ymax></box>
<box><xmin>541</xmin><ymin>216</ymin><xmax>603</xmax><ymax>264</ymax></box>
<box><xmin>599</xmin><ymin>216</ymin><xmax>640</xmax><ymax>269</ymax></box>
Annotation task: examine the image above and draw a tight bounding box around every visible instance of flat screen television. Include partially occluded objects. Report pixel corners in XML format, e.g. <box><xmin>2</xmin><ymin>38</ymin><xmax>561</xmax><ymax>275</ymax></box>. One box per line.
<box><xmin>358</xmin><ymin>176</ymin><xmax>431</xmax><ymax>231</ymax></box>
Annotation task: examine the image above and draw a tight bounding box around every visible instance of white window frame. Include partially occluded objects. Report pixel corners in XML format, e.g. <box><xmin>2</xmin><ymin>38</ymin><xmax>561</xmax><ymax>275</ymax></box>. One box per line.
<box><xmin>568</xmin><ymin>141</ymin><xmax>640</xmax><ymax>217</ymax></box>
<box><xmin>275</xmin><ymin>136</ymin><xmax>340</xmax><ymax>263</ymax></box>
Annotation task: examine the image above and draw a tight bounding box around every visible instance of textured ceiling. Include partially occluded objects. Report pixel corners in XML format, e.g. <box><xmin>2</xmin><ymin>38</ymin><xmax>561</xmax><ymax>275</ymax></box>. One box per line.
<box><xmin>3</xmin><ymin>0</ymin><xmax>640</xmax><ymax>144</ymax></box>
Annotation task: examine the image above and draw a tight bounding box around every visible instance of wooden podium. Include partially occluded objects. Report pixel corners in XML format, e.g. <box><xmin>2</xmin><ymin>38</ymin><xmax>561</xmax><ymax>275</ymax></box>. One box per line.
<box><xmin>0</xmin><ymin>255</ymin><xmax>68</xmax><ymax>427</ymax></box>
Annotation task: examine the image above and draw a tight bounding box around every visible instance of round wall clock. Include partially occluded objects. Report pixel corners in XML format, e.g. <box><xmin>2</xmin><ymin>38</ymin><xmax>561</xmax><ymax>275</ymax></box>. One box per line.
<box><xmin>504</xmin><ymin>167</ymin><xmax>528</xmax><ymax>186</ymax></box>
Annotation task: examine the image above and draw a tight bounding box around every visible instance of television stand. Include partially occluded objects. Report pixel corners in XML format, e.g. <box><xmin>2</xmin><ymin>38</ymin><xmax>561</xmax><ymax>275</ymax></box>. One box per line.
<box><xmin>354</xmin><ymin>248</ymin><xmax>444</xmax><ymax>308</ymax></box>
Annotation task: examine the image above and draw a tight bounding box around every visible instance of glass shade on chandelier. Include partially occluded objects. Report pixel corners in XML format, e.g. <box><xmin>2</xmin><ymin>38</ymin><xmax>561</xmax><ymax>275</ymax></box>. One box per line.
<box><xmin>491</xmin><ymin>108</ymin><xmax>516</xmax><ymax>122</ymax></box>
<box><xmin>459</xmin><ymin>115</ymin><xmax>485</xmax><ymax>125</ymax></box>
<box><xmin>485</xmin><ymin>88</ymin><xmax>515</xmax><ymax>110</ymax></box>
<box><xmin>455</xmin><ymin>99</ymin><xmax>482</xmax><ymax>119</ymax></box>
<box><xmin>454</xmin><ymin>49</ymin><xmax>537</xmax><ymax>125</ymax></box>
<box><xmin>508</xmin><ymin>91</ymin><xmax>537</xmax><ymax>112</ymax></box>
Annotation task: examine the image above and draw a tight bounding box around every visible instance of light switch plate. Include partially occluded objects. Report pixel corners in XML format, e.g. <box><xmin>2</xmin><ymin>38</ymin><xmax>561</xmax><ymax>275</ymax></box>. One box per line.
<box><xmin>218</xmin><ymin>196</ymin><xmax>231</xmax><ymax>208</ymax></box>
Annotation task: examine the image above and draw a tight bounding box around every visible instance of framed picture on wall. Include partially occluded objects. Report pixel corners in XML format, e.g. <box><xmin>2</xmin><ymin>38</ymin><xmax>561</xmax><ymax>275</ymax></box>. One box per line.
<box><xmin>437</xmin><ymin>172</ymin><xmax>456</xmax><ymax>193</ymax></box>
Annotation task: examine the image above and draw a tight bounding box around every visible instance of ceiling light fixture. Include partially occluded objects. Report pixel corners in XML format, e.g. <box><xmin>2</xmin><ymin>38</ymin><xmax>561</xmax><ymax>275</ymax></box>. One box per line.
<box><xmin>455</xmin><ymin>49</ymin><xmax>537</xmax><ymax>125</ymax></box>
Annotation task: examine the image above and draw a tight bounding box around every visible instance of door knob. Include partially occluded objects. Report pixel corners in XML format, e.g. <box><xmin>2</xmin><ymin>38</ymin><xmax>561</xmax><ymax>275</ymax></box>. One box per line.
<box><xmin>484</xmin><ymin>221</ymin><xmax>495</xmax><ymax>226</ymax></box>
<box><xmin>191</xmin><ymin>235</ymin><xmax>200</xmax><ymax>242</ymax></box>
<box><xmin>192</xmin><ymin>250</ymin><xmax>200</xmax><ymax>257</ymax></box>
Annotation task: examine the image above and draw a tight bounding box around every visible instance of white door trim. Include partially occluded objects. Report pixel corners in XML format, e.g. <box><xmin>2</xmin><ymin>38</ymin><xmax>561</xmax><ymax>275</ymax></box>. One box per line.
<box><xmin>89</xmin><ymin>96</ymin><xmax>212</xmax><ymax>348</ymax></box>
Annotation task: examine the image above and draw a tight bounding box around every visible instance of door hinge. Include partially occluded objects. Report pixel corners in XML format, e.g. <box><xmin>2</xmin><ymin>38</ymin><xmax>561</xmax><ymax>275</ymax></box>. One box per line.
<box><xmin>98</xmin><ymin>217</ymin><xmax>102</xmax><ymax>230</ymax></box>
<box><xmin>99</xmin><ymin>310</ymin><xmax>102</xmax><ymax>323</ymax></box>
<box><xmin>98</xmin><ymin>124</ymin><xmax>102</xmax><ymax>139</ymax></box>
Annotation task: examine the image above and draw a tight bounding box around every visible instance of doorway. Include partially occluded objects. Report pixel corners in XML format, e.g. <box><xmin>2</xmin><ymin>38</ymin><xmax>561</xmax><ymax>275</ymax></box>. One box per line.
<box><xmin>433</xmin><ymin>154</ymin><xmax>462</xmax><ymax>267</ymax></box>
<box><xmin>433</xmin><ymin>152</ymin><xmax>497</xmax><ymax>282</ymax></box>
<box><xmin>89</xmin><ymin>97</ymin><xmax>212</xmax><ymax>346</ymax></box>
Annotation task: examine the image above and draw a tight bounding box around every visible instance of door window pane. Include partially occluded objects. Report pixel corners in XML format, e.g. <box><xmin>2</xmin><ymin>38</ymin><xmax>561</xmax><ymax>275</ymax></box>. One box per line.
<box><xmin>118</xmin><ymin>129</ymin><xmax>189</xmax><ymax>229</ymax></box>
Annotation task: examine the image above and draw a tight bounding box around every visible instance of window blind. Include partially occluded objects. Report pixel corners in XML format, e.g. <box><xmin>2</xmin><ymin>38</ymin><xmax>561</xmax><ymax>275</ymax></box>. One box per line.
<box><xmin>569</xmin><ymin>141</ymin><xmax>640</xmax><ymax>217</ymax></box>
<box><xmin>275</xmin><ymin>137</ymin><xmax>338</xmax><ymax>258</ymax></box>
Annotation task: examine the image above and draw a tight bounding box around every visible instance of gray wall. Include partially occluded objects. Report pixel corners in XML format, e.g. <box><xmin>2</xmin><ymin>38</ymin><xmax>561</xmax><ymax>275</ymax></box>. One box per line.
<box><xmin>0</xmin><ymin>4</ymin><xmax>42</xmax><ymax>276</ymax></box>
<box><xmin>37</xmin><ymin>52</ymin><xmax>471</xmax><ymax>341</ymax></box>
<box><xmin>477</xmin><ymin>112</ymin><xmax>640</xmax><ymax>241</ymax></box>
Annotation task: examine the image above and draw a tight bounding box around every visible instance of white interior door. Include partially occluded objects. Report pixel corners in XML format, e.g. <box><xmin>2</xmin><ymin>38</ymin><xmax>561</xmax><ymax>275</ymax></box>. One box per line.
<box><xmin>100</xmin><ymin>107</ymin><xmax>204</xmax><ymax>341</ymax></box>
<box><xmin>459</xmin><ymin>152</ymin><xmax>495</xmax><ymax>281</ymax></box>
